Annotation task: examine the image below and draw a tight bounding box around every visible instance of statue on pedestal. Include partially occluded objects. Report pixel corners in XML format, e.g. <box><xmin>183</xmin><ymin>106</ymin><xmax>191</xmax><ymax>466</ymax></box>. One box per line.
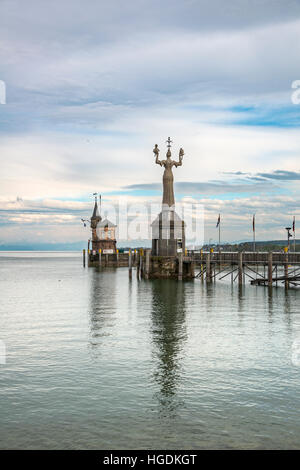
<box><xmin>151</xmin><ymin>138</ymin><xmax>186</xmax><ymax>257</ymax></box>
<box><xmin>153</xmin><ymin>137</ymin><xmax>184</xmax><ymax>209</ymax></box>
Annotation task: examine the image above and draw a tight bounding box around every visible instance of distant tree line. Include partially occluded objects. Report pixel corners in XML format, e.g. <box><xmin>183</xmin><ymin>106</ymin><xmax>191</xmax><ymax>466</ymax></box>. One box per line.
<box><xmin>202</xmin><ymin>240</ymin><xmax>300</xmax><ymax>252</ymax></box>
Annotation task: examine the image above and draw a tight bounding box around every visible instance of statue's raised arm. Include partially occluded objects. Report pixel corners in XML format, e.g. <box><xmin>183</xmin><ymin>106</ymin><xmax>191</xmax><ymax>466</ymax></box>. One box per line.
<box><xmin>173</xmin><ymin>147</ymin><xmax>184</xmax><ymax>167</ymax></box>
<box><xmin>153</xmin><ymin>144</ymin><xmax>163</xmax><ymax>166</ymax></box>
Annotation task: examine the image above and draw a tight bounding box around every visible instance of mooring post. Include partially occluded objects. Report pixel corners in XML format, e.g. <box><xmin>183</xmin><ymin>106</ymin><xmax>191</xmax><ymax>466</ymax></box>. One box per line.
<box><xmin>178</xmin><ymin>252</ymin><xmax>183</xmax><ymax>281</ymax></box>
<box><xmin>139</xmin><ymin>249</ymin><xmax>143</xmax><ymax>278</ymax></box>
<box><xmin>129</xmin><ymin>249</ymin><xmax>132</xmax><ymax>279</ymax></box>
<box><xmin>284</xmin><ymin>248</ymin><xmax>289</xmax><ymax>290</ymax></box>
<box><xmin>83</xmin><ymin>249</ymin><xmax>86</xmax><ymax>267</ymax></box>
<box><xmin>238</xmin><ymin>251</ymin><xmax>243</xmax><ymax>285</ymax></box>
<box><xmin>206</xmin><ymin>252</ymin><xmax>211</xmax><ymax>283</ymax></box>
<box><xmin>116</xmin><ymin>249</ymin><xmax>119</xmax><ymax>267</ymax></box>
<box><xmin>99</xmin><ymin>249</ymin><xmax>102</xmax><ymax>267</ymax></box>
<box><xmin>136</xmin><ymin>250</ymin><xmax>140</xmax><ymax>279</ymax></box>
<box><xmin>210</xmin><ymin>248</ymin><xmax>215</xmax><ymax>282</ymax></box>
<box><xmin>268</xmin><ymin>251</ymin><xmax>273</xmax><ymax>288</ymax></box>
<box><xmin>200</xmin><ymin>249</ymin><xmax>204</xmax><ymax>281</ymax></box>
<box><xmin>145</xmin><ymin>249</ymin><xmax>150</xmax><ymax>280</ymax></box>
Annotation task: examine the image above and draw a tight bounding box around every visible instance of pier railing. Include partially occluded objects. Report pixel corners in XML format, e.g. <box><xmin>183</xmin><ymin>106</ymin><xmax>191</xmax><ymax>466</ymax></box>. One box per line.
<box><xmin>187</xmin><ymin>251</ymin><xmax>300</xmax><ymax>265</ymax></box>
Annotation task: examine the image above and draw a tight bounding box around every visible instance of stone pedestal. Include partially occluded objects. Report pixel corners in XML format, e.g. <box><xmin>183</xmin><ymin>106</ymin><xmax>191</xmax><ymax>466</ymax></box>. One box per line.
<box><xmin>145</xmin><ymin>255</ymin><xmax>194</xmax><ymax>280</ymax></box>
<box><xmin>151</xmin><ymin>208</ymin><xmax>185</xmax><ymax>257</ymax></box>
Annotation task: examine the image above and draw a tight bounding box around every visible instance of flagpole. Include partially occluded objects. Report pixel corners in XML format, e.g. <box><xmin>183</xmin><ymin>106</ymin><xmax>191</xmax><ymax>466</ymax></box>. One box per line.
<box><xmin>219</xmin><ymin>214</ymin><xmax>221</xmax><ymax>253</ymax></box>
<box><xmin>253</xmin><ymin>214</ymin><xmax>256</xmax><ymax>252</ymax></box>
<box><xmin>294</xmin><ymin>216</ymin><xmax>296</xmax><ymax>252</ymax></box>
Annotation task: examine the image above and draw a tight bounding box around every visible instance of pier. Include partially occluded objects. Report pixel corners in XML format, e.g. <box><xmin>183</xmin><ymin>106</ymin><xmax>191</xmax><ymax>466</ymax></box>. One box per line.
<box><xmin>191</xmin><ymin>250</ymin><xmax>300</xmax><ymax>289</ymax></box>
<box><xmin>83</xmin><ymin>249</ymin><xmax>300</xmax><ymax>288</ymax></box>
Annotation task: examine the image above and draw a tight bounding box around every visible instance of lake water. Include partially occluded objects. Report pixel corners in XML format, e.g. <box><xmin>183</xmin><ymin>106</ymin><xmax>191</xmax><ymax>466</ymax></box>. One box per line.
<box><xmin>0</xmin><ymin>252</ymin><xmax>299</xmax><ymax>449</ymax></box>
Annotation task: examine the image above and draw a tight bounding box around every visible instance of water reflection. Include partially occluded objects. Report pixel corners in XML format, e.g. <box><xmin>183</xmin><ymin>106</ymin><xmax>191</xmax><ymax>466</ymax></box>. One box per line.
<box><xmin>88</xmin><ymin>268</ymin><xmax>117</xmax><ymax>354</ymax></box>
<box><xmin>150</xmin><ymin>280</ymin><xmax>187</xmax><ymax>416</ymax></box>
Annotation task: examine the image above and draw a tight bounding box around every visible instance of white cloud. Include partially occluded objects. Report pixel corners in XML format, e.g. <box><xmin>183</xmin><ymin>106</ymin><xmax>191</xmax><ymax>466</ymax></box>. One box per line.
<box><xmin>1</xmin><ymin>0</ymin><xmax>300</xmax><ymax>244</ymax></box>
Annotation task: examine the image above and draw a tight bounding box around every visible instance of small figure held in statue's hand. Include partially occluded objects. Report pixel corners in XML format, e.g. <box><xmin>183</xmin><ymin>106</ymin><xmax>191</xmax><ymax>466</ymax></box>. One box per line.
<box><xmin>153</xmin><ymin>144</ymin><xmax>159</xmax><ymax>157</ymax></box>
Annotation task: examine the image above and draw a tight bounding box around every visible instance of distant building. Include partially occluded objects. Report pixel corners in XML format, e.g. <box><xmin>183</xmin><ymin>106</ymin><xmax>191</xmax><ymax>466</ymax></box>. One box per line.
<box><xmin>90</xmin><ymin>196</ymin><xmax>117</xmax><ymax>254</ymax></box>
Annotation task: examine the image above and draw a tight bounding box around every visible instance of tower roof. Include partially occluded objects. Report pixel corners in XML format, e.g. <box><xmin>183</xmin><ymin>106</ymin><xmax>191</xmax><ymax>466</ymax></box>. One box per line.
<box><xmin>99</xmin><ymin>218</ymin><xmax>117</xmax><ymax>228</ymax></box>
<box><xmin>92</xmin><ymin>200</ymin><xmax>100</xmax><ymax>219</ymax></box>
<box><xmin>90</xmin><ymin>196</ymin><xmax>101</xmax><ymax>229</ymax></box>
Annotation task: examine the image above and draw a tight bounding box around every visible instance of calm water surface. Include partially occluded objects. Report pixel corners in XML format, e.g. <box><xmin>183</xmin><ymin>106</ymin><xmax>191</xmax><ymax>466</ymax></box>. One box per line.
<box><xmin>0</xmin><ymin>252</ymin><xmax>299</xmax><ymax>449</ymax></box>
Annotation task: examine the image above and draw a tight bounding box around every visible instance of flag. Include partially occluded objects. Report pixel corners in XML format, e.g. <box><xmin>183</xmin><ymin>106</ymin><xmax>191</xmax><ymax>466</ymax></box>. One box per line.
<box><xmin>293</xmin><ymin>216</ymin><xmax>295</xmax><ymax>232</ymax></box>
<box><xmin>216</xmin><ymin>214</ymin><xmax>220</xmax><ymax>228</ymax></box>
<box><xmin>252</xmin><ymin>214</ymin><xmax>255</xmax><ymax>232</ymax></box>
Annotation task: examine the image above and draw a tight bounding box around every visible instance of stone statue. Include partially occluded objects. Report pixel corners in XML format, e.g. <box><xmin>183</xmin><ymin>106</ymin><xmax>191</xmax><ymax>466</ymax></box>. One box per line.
<box><xmin>153</xmin><ymin>138</ymin><xmax>184</xmax><ymax>208</ymax></box>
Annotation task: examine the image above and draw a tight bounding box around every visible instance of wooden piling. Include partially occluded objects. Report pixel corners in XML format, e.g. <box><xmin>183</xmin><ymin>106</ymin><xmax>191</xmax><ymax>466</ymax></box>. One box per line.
<box><xmin>83</xmin><ymin>249</ymin><xmax>86</xmax><ymax>267</ymax></box>
<box><xmin>206</xmin><ymin>252</ymin><xmax>211</xmax><ymax>283</ymax></box>
<box><xmin>145</xmin><ymin>249</ymin><xmax>150</xmax><ymax>279</ymax></box>
<box><xmin>139</xmin><ymin>250</ymin><xmax>143</xmax><ymax>279</ymax></box>
<box><xmin>268</xmin><ymin>251</ymin><xmax>273</xmax><ymax>288</ymax></box>
<box><xmin>129</xmin><ymin>249</ymin><xmax>132</xmax><ymax>279</ymax></box>
<box><xmin>178</xmin><ymin>252</ymin><xmax>183</xmax><ymax>281</ymax></box>
<box><xmin>284</xmin><ymin>249</ymin><xmax>289</xmax><ymax>290</ymax></box>
<box><xmin>136</xmin><ymin>250</ymin><xmax>140</xmax><ymax>279</ymax></box>
<box><xmin>238</xmin><ymin>251</ymin><xmax>243</xmax><ymax>285</ymax></box>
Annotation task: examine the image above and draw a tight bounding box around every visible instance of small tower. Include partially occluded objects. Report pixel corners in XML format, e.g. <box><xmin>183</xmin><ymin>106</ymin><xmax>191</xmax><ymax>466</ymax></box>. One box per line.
<box><xmin>89</xmin><ymin>195</ymin><xmax>117</xmax><ymax>254</ymax></box>
<box><xmin>90</xmin><ymin>195</ymin><xmax>101</xmax><ymax>250</ymax></box>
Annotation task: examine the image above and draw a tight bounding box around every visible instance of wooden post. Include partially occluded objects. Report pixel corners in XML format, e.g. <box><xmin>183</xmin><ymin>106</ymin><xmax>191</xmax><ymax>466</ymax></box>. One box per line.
<box><xmin>116</xmin><ymin>249</ymin><xmax>119</xmax><ymax>267</ymax></box>
<box><xmin>145</xmin><ymin>249</ymin><xmax>150</xmax><ymax>279</ymax></box>
<box><xmin>136</xmin><ymin>250</ymin><xmax>140</xmax><ymax>279</ymax></box>
<box><xmin>200</xmin><ymin>249</ymin><xmax>204</xmax><ymax>281</ymax></box>
<box><xmin>83</xmin><ymin>249</ymin><xmax>86</xmax><ymax>267</ymax></box>
<box><xmin>206</xmin><ymin>252</ymin><xmax>211</xmax><ymax>283</ymax></box>
<box><xmin>178</xmin><ymin>252</ymin><xmax>183</xmax><ymax>281</ymax></box>
<box><xmin>129</xmin><ymin>250</ymin><xmax>132</xmax><ymax>279</ymax></box>
<box><xmin>238</xmin><ymin>251</ymin><xmax>243</xmax><ymax>285</ymax></box>
<box><xmin>284</xmin><ymin>248</ymin><xmax>289</xmax><ymax>290</ymax></box>
<box><xmin>139</xmin><ymin>249</ymin><xmax>143</xmax><ymax>279</ymax></box>
<box><xmin>268</xmin><ymin>251</ymin><xmax>273</xmax><ymax>288</ymax></box>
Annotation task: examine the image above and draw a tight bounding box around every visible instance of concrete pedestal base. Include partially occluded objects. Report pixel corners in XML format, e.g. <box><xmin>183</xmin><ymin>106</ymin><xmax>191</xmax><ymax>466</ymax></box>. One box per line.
<box><xmin>142</xmin><ymin>255</ymin><xmax>194</xmax><ymax>280</ymax></box>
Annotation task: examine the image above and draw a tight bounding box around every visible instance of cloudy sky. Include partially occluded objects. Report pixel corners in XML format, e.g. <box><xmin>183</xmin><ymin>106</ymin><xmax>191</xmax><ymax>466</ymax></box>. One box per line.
<box><xmin>0</xmin><ymin>0</ymin><xmax>300</xmax><ymax>246</ymax></box>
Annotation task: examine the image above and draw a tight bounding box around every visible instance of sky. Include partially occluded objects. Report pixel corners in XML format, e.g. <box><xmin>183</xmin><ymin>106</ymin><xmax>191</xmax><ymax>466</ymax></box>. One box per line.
<box><xmin>0</xmin><ymin>0</ymin><xmax>300</xmax><ymax>246</ymax></box>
